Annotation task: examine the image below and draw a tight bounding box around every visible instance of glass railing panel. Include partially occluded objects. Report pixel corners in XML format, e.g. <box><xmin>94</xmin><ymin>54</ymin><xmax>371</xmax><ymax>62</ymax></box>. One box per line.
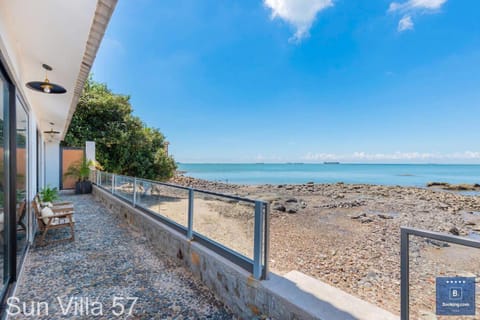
<box><xmin>193</xmin><ymin>191</ymin><xmax>255</xmax><ymax>260</ymax></box>
<box><xmin>135</xmin><ymin>180</ymin><xmax>189</xmax><ymax>228</ymax></box>
<box><xmin>408</xmin><ymin>235</ymin><xmax>480</xmax><ymax>319</ymax></box>
<box><xmin>113</xmin><ymin>175</ymin><xmax>134</xmax><ymax>202</ymax></box>
<box><xmin>99</xmin><ymin>172</ymin><xmax>112</xmax><ymax>190</ymax></box>
<box><xmin>99</xmin><ymin>171</ymin><xmax>105</xmax><ymax>187</ymax></box>
<box><xmin>90</xmin><ymin>170</ymin><xmax>97</xmax><ymax>184</ymax></box>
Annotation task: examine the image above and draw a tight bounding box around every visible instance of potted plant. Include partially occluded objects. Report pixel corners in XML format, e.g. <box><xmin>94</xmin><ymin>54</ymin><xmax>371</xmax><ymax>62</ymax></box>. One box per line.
<box><xmin>64</xmin><ymin>156</ymin><xmax>94</xmax><ymax>194</ymax></box>
<box><xmin>39</xmin><ymin>185</ymin><xmax>59</xmax><ymax>203</ymax></box>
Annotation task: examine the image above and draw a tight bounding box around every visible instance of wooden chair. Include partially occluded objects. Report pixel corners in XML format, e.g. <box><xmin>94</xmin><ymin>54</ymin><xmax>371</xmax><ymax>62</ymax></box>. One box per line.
<box><xmin>34</xmin><ymin>194</ymin><xmax>73</xmax><ymax>210</ymax></box>
<box><xmin>32</xmin><ymin>198</ymin><xmax>75</xmax><ymax>245</ymax></box>
<box><xmin>16</xmin><ymin>200</ymin><xmax>27</xmax><ymax>231</ymax></box>
<box><xmin>0</xmin><ymin>200</ymin><xmax>27</xmax><ymax>236</ymax></box>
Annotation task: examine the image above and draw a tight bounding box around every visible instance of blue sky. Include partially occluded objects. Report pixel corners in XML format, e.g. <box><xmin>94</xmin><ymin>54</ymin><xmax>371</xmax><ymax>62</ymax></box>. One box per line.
<box><xmin>92</xmin><ymin>0</ymin><xmax>480</xmax><ymax>163</ymax></box>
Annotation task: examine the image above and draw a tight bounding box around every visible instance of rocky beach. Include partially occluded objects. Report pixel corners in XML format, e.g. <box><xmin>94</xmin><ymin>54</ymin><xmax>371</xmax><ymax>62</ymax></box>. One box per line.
<box><xmin>170</xmin><ymin>174</ymin><xmax>480</xmax><ymax>318</ymax></box>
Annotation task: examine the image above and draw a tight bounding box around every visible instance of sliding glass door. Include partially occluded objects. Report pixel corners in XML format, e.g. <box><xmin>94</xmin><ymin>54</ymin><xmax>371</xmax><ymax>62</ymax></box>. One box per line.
<box><xmin>0</xmin><ymin>64</ymin><xmax>9</xmax><ymax>292</ymax></box>
<box><xmin>16</xmin><ymin>101</ymin><xmax>28</xmax><ymax>265</ymax></box>
<box><xmin>0</xmin><ymin>60</ymin><xmax>30</xmax><ymax>307</ymax></box>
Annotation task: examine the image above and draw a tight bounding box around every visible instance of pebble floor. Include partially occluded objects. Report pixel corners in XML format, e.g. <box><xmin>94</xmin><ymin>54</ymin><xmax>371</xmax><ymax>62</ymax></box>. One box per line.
<box><xmin>11</xmin><ymin>194</ymin><xmax>235</xmax><ymax>319</ymax></box>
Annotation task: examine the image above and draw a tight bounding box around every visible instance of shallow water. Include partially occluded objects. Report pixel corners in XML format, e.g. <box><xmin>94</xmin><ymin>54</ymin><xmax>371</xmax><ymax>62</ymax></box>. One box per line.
<box><xmin>178</xmin><ymin>163</ymin><xmax>480</xmax><ymax>186</ymax></box>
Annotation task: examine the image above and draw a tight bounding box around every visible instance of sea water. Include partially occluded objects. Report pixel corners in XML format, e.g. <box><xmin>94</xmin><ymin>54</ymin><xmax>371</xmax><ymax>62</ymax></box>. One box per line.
<box><xmin>177</xmin><ymin>163</ymin><xmax>480</xmax><ymax>186</ymax></box>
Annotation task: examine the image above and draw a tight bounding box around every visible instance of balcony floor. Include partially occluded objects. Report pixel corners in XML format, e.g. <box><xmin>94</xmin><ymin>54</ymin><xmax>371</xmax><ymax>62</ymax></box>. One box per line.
<box><xmin>12</xmin><ymin>194</ymin><xmax>234</xmax><ymax>319</ymax></box>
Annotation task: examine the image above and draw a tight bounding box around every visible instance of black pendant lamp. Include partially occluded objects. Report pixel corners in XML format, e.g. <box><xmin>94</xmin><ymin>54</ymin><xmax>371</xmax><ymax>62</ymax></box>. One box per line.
<box><xmin>26</xmin><ymin>64</ymin><xmax>67</xmax><ymax>94</ymax></box>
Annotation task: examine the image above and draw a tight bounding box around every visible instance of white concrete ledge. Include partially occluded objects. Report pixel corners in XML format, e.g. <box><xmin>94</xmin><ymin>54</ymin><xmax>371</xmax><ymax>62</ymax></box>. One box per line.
<box><xmin>264</xmin><ymin>270</ymin><xmax>399</xmax><ymax>320</ymax></box>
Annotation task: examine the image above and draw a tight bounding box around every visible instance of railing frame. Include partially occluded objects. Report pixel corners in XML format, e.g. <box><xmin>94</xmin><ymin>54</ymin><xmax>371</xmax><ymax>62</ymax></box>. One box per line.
<box><xmin>253</xmin><ymin>201</ymin><xmax>264</xmax><ymax>279</ymax></box>
<box><xmin>400</xmin><ymin>227</ymin><xmax>480</xmax><ymax>319</ymax></box>
<box><xmin>187</xmin><ymin>188</ymin><xmax>194</xmax><ymax>240</ymax></box>
<box><xmin>93</xmin><ymin>170</ymin><xmax>269</xmax><ymax>280</ymax></box>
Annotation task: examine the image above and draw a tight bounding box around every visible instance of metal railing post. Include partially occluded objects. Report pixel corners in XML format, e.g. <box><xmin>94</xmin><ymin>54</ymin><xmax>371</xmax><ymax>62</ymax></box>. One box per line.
<box><xmin>96</xmin><ymin>171</ymin><xmax>100</xmax><ymax>185</ymax></box>
<box><xmin>253</xmin><ymin>200</ymin><xmax>264</xmax><ymax>280</ymax></box>
<box><xmin>187</xmin><ymin>188</ymin><xmax>194</xmax><ymax>239</ymax></box>
<box><xmin>133</xmin><ymin>177</ymin><xmax>137</xmax><ymax>207</ymax></box>
<box><xmin>400</xmin><ymin>228</ymin><xmax>410</xmax><ymax>320</ymax></box>
<box><xmin>262</xmin><ymin>202</ymin><xmax>270</xmax><ymax>280</ymax></box>
<box><xmin>111</xmin><ymin>174</ymin><xmax>115</xmax><ymax>194</ymax></box>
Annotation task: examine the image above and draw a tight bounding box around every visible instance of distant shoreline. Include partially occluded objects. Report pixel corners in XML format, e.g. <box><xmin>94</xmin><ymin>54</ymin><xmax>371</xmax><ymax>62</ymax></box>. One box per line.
<box><xmin>175</xmin><ymin>163</ymin><xmax>480</xmax><ymax>187</ymax></box>
<box><xmin>177</xmin><ymin>162</ymin><xmax>480</xmax><ymax>165</ymax></box>
<box><xmin>172</xmin><ymin>172</ymin><xmax>480</xmax><ymax>195</ymax></box>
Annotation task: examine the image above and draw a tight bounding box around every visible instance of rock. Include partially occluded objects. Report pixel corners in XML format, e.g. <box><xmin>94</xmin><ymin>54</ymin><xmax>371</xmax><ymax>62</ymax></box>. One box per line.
<box><xmin>427</xmin><ymin>182</ymin><xmax>449</xmax><ymax>187</ymax></box>
<box><xmin>449</xmin><ymin>227</ymin><xmax>460</xmax><ymax>236</ymax></box>
<box><xmin>448</xmin><ymin>184</ymin><xmax>477</xmax><ymax>191</ymax></box>
<box><xmin>360</xmin><ymin>217</ymin><xmax>374</xmax><ymax>223</ymax></box>
<box><xmin>426</xmin><ymin>182</ymin><xmax>478</xmax><ymax>191</ymax></box>
<box><xmin>438</xmin><ymin>204</ymin><xmax>449</xmax><ymax>210</ymax></box>
<box><xmin>456</xmin><ymin>271</ymin><xmax>476</xmax><ymax>278</ymax></box>
<box><xmin>259</xmin><ymin>194</ymin><xmax>281</xmax><ymax>202</ymax></box>
<box><xmin>273</xmin><ymin>204</ymin><xmax>286</xmax><ymax>212</ymax></box>
<box><xmin>285</xmin><ymin>198</ymin><xmax>298</xmax><ymax>203</ymax></box>
<box><xmin>350</xmin><ymin>213</ymin><xmax>366</xmax><ymax>219</ymax></box>
<box><xmin>378</xmin><ymin>214</ymin><xmax>394</xmax><ymax>220</ymax></box>
<box><xmin>366</xmin><ymin>270</ymin><xmax>378</xmax><ymax>280</ymax></box>
<box><xmin>287</xmin><ymin>207</ymin><xmax>297</xmax><ymax>214</ymax></box>
<box><xmin>419</xmin><ymin>310</ymin><xmax>437</xmax><ymax>320</ymax></box>
<box><xmin>426</xmin><ymin>239</ymin><xmax>450</xmax><ymax>248</ymax></box>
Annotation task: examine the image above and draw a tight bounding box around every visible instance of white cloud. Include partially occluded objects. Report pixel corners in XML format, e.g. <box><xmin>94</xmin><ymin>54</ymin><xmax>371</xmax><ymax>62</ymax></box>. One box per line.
<box><xmin>398</xmin><ymin>15</ymin><xmax>414</xmax><ymax>31</ymax></box>
<box><xmin>302</xmin><ymin>151</ymin><xmax>480</xmax><ymax>163</ymax></box>
<box><xmin>389</xmin><ymin>0</ymin><xmax>447</xmax><ymax>12</ymax></box>
<box><xmin>264</xmin><ymin>0</ymin><xmax>333</xmax><ymax>42</ymax></box>
<box><xmin>388</xmin><ymin>0</ymin><xmax>447</xmax><ymax>32</ymax></box>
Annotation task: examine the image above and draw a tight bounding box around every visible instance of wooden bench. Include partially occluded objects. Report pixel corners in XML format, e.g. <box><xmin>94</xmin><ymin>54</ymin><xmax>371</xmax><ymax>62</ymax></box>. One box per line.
<box><xmin>32</xmin><ymin>198</ymin><xmax>75</xmax><ymax>245</ymax></box>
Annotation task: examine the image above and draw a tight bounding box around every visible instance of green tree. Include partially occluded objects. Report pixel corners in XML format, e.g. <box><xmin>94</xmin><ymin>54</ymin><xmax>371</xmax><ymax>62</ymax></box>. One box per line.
<box><xmin>63</xmin><ymin>77</ymin><xmax>176</xmax><ymax>180</ymax></box>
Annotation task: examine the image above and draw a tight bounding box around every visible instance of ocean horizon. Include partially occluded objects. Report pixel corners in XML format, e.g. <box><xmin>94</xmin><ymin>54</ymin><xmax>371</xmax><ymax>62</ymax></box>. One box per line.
<box><xmin>177</xmin><ymin>163</ymin><xmax>480</xmax><ymax>186</ymax></box>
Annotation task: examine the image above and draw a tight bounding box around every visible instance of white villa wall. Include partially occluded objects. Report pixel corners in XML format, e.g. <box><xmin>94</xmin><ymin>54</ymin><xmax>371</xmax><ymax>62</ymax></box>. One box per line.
<box><xmin>44</xmin><ymin>141</ymin><xmax>60</xmax><ymax>189</ymax></box>
<box><xmin>38</xmin><ymin>135</ymin><xmax>45</xmax><ymax>190</ymax></box>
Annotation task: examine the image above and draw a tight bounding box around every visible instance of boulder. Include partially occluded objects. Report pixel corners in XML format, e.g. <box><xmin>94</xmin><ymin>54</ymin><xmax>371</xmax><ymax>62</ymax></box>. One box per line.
<box><xmin>378</xmin><ymin>214</ymin><xmax>394</xmax><ymax>220</ymax></box>
<box><xmin>426</xmin><ymin>239</ymin><xmax>450</xmax><ymax>248</ymax></box>
<box><xmin>360</xmin><ymin>217</ymin><xmax>374</xmax><ymax>223</ymax></box>
<box><xmin>287</xmin><ymin>207</ymin><xmax>297</xmax><ymax>214</ymax></box>
<box><xmin>426</xmin><ymin>182</ymin><xmax>449</xmax><ymax>187</ymax></box>
<box><xmin>350</xmin><ymin>213</ymin><xmax>366</xmax><ymax>219</ymax></box>
<box><xmin>449</xmin><ymin>226</ymin><xmax>460</xmax><ymax>236</ymax></box>
<box><xmin>273</xmin><ymin>204</ymin><xmax>286</xmax><ymax>212</ymax></box>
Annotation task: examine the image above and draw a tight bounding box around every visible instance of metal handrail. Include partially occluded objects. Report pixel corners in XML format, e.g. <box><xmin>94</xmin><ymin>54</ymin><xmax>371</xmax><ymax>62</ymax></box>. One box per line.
<box><xmin>400</xmin><ymin>227</ymin><xmax>480</xmax><ymax>319</ymax></box>
<box><xmin>135</xmin><ymin>176</ymin><xmax>259</xmax><ymax>204</ymax></box>
<box><xmin>92</xmin><ymin>170</ymin><xmax>269</xmax><ymax>280</ymax></box>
